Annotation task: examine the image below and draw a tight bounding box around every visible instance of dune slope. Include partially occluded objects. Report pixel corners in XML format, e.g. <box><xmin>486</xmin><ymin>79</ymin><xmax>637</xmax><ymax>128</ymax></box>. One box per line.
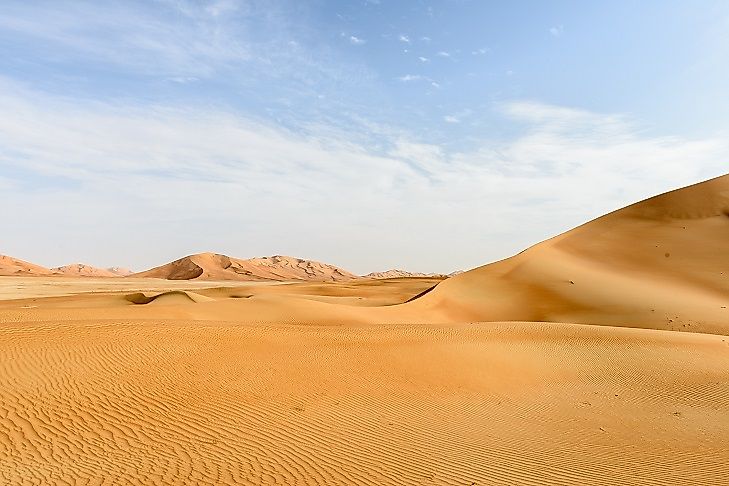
<box><xmin>364</xmin><ymin>269</ymin><xmax>446</xmax><ymax>279</ymax></box>
<box><xmin>412</xmin><ymin>174</ymin><xmax>729</xmax><ymax>334</ymax></box>
<box><xmin>51</xmin><ymin>263</ymin><xmax>120</xmax><ymax>278</ymax></box>
<box><xmin>132</xmin><ymin>252</ymin><xmax>357</xmax><ymax>282</ymax></box>
<box><xmin>0</xmin><ymin>255</ymin><xmax>51</xmax><ymax>276</ymax></box>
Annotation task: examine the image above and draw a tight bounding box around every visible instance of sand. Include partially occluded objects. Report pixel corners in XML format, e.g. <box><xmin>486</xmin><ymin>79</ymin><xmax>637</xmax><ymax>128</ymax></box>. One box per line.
<box><xmin>132</xmin><ymin>253</ymin><xmax>358</xmax><ymax>282</ymax></box>
<box><xmin>50</xmin><ymin>264</ymin><xmax>123</xmax><ymax>278</ymax></box>
<box><xmin>0</xmin><ymin>175</ymin><xmax>728</xmax><ymax>484</ymax></box>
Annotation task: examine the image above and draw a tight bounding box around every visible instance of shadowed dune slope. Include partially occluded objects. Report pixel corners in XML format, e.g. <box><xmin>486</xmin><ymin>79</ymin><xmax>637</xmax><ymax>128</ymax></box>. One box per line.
<box><xmin>411</xmin><ymin>174</ymin><xmax>729</xmax><ymax>334</ymax></box>
<box><xmin>132</xmin><ymin>253</ymin><xmax>357</xmax><ymax>282</ymax></box>
<box><xmin>0</xmin><ymin>255</ymin><xmax>51</xmax><ymax>276</ymax></box>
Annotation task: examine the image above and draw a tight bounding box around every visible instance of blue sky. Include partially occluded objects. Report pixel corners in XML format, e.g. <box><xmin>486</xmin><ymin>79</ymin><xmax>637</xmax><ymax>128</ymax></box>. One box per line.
<box><xmin>1</xmin><ymin>0</ymin><xmax>728</xmax><ymax>273</ymax></box>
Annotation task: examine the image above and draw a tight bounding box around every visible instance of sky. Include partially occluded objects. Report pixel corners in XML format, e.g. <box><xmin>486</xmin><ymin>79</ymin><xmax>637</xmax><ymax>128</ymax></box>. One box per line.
<box><xmin>1</xmin><ymin>0</ymin><xmax>728</xmax><ymax>274</ymax></box>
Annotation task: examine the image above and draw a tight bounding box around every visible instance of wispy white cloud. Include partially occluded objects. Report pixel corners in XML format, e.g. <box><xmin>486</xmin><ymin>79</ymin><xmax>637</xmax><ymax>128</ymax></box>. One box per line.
<box><xmin>0</xmin><ymin>1</ymin><xmax>251</xmax><ymax>78</ymax></box>
<box><xmin>549</xmin><ymin>25</ymin><xmax>564</xmax><ymax>37</ymax></box>
<box><xmin>0</xmin><ymin>0</ymin><xmax>373</xmax><ymax>93</ymax></box>
<box><xmin>472</xmin><ymin>47</ymin><xmax>490</xmax><ymax>55</ymax></box>
<box><xmin>436</xmin><ymin>51</ymin><xmax>451</xmax><ymax>58</ymax></box>
<box><xmin>443</xmin><ymin>109</ymin><xmax>471</xmax><ymax>124</ymax></box>
<box><xmin>418</xmin><ymin>56</ymin><xmax>429</xmax><ymax>63</ymax></box>
<box><xmin>168</xmin><ymin>76</ymin><xmax>200</xmax><ymax>84</ymax></box>
<box><xmin>1</xmin><ymin>81</ymin><xmax>725</xmax><ymax>273</ymax></box>
<box><xmin>398</xmin><ymin>74</ymin><xmax>423</xmax><ymax>82</ymax></box>
<box><xmin>398</xmin><ymin>34</ymin><xmax>411</xmax><ymax>43</ymax></box>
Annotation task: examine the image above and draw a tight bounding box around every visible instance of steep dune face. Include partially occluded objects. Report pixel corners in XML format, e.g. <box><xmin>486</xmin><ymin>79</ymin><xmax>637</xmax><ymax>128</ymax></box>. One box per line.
<box><xmin>51</xmin><ymin>263</ymin><xmax>120</xmax><ymax>277</ymax></box>
<box><xmin>132</xmin><ymin>253</ymin><xmax>357</xmax><ymax>282</ymax></box>
<box><xmin>414</xmin><ymin>174</ymin><xmax>729</xmax><ymax>334</ymax></box>
<box><xmin>0</xmin><ymin>255</ymin><xmax>51</xmax><ymax>276</ymax></box>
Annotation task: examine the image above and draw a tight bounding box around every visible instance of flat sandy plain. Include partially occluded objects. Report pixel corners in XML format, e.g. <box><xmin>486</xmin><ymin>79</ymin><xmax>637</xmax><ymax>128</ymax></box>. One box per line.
<box><xmin>1</xmin><ymin>175</ymin><xmax>728</xmax><ymax>485</ymax></box>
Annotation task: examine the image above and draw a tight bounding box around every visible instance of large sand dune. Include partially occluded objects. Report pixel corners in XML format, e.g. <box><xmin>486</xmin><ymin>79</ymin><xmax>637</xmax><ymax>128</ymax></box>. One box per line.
<box><xmin>0</xmin><ymin>255</ymin><xmax>51</xmax><ymax>276</ymax></box>
<box><xmin>51</xmin><ymin>263</ymin><xmax>121</xmax><ymax>278</ymax></box>
<box><xmin>132</xmin><ymin>252</ymin><xmax>358</xmax><ymax>282</ymax></box>
<box><xmin>410</xmin><ymin>174</ymin><xmax>729</xmax><ymax>334</ymax></box>
<box><xmin>0</xmin><ymin>175</ymin><xmax>728</xmax><ymax>484</ymax></box>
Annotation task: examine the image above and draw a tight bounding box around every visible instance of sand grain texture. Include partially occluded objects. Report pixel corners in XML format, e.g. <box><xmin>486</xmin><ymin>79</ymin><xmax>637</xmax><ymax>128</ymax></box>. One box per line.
<box><xmin>1</xmin><ymin>320</ymin><xmax>727</xmax><ymax>485</ymax></box>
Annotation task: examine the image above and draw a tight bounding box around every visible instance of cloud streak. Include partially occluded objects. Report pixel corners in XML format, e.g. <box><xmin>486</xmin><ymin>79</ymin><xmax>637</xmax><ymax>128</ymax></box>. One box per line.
<box><xmin>1</xmin><ymin>81</ymin><xmax>725</xmax><ymax>273</ymax></box>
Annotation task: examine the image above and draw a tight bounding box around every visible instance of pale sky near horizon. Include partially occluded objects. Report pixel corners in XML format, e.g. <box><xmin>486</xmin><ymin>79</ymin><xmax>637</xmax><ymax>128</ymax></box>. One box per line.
<box><xmin>1</xmin><ymin>0</ymin><xmax>728</xmax><ymax>274</ymax></box>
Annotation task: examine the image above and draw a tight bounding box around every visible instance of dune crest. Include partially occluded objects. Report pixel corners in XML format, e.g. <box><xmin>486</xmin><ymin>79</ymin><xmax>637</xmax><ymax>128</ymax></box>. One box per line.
<box><xmin>413</xmin><ymin>174</ymin><xmax>729</xmax><ymax>334</ymax></box>
<box><xmin>51</xmin><ymin>263</ymin><xmax>121</xmax><ymax>278</ymax></box>
<box><xmin>132</xmin><ymin>252</ymin><xmax>358</xmax><ymax>282</ymax></box>
<box><xmin>364</xmin><ymin>269</ymin><xmax>446</xmax><ymax>279</ymax></box>
<box><xmin>0</xmin><ymin>254</ymin><xmax>51</xmax><ymax>276</ymax></box>
<box><xmin>124</xmin><ymin>290</ymin><xmax>214</xmax><ymax>304</ymax></box>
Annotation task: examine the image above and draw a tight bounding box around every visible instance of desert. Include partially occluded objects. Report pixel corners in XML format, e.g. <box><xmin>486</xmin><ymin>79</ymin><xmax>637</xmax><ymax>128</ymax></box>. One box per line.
<box><xmin>3</xmin><ymin>3</ymin><xmax>729</xmax><ymax>484</ymax></box>
<box><xmin>0</xmin><ymin>175</ymin><xmax>728</xmax><ymax>485</ymax></box>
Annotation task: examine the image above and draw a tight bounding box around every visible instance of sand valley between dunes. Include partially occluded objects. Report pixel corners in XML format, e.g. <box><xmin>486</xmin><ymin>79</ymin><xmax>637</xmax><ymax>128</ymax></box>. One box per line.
<box><xmin>1</xmin><ymin>175</ymin><xmax>729</xmax><ymax>485</ymax></box>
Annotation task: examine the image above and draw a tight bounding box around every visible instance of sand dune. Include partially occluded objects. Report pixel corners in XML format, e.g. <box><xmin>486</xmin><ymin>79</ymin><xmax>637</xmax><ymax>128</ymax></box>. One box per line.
<box><xmin>0</xmin><ymin>254</ymin><xmax>51</xmax><ymax>276</ymax></box>
<box><xmin>364</xmin><ymin>269</ymin><xmax>447</xmax><ymax>278</ymax></box>
<box><xmin>51</xmin><ymin>263</ymin><xmax>121</xmax><ymax>278</ymax></box>
<box><xmin>133</xmin><ymin>252</ymin><xmax>357</xmax><ymax>282</ymax></box>
<box><xmin>107</xmin><ymin>266</ymin><xmax>133</xmax><ymax>276</ymax></box>
<box><xmin>0</xmin><ymin>175</ymin><xmax>728</xmax><ymax>484</ymax></box>
<box><xmin>410</xmin><ymin>174</ymin><xmax>729</xmax><ymax>334</ymax></box>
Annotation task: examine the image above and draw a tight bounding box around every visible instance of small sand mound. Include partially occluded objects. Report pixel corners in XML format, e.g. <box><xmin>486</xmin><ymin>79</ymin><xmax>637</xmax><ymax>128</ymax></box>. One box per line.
<box><xmin>124</xmin><ymin>291</ymin><xmax>214</xmax><ymax>305</ymax></box>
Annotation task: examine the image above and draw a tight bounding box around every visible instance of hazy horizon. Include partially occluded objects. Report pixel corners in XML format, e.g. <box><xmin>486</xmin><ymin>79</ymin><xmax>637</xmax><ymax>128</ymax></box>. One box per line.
<box><xmin>2</xmin><ymin>0</ymin><xmax>728</xmax><ymax>274</ymax></box>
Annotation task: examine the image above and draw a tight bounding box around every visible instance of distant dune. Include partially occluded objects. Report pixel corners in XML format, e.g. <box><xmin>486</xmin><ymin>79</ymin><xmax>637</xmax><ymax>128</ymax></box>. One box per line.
<box><xmin>132</xmin><ymin>252</ymin><xmax>358</xmax><ymax>282</ymax></box>
<box><xmin>0</xmin><ymin>254</ymin><xmax>51</xmax><ymax>276</ymax></box>
<box><xmin>107</xmin><ymin>267</ymin><xmax>133</xmax><ymax>276</ymax></box>
<box><xmin>51</xmin><ymin>263</ymin><xmax>121</xmax><ymax>278</ymax></box>
<box><xmin>364</xmin><ymin>269</ymin><xmax>446</xmax><ymax>279</ymax></box>
<box><xmin>412</xmin><ymin>174</ymin><xmax>729</xmax><ymax>334</ymax></box>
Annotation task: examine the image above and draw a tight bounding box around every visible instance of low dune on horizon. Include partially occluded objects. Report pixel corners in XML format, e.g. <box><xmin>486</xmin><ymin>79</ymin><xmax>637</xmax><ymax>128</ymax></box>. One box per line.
<box><xmin>0</xmin><ymin>252</ymin><xmax>456</xmax><ymax>282</ymax></box>
<box><xmin>1</xmin><ymin>174</ymin><xmax>728</xmax><ymax>484</ymax></box>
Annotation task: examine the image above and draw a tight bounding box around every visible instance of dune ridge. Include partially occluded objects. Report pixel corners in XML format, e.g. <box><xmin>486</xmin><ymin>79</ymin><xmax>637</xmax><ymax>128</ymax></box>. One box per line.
<box><xmin>364</xmin><ymin>269</ymin><xmax>446</xmax><ymax>279</ymax></box>
<box><xmin>0</xmin><ymin>254</ymin><xmax>51</xmax><ymax>276</ymax></box>
<box><xmin>51</xmin><ymin>263</ymin><xmax>120</xmax><ymax>278</ymax></box>
<box><xmin>132</xmin><ymin>252</ymin><xmax>358</xmax><ymax>282</ymax></box>
<box><xmin>410</xmin><ymin>174</ymin><xmax>729</xmax><ymax>334</ymax></box>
